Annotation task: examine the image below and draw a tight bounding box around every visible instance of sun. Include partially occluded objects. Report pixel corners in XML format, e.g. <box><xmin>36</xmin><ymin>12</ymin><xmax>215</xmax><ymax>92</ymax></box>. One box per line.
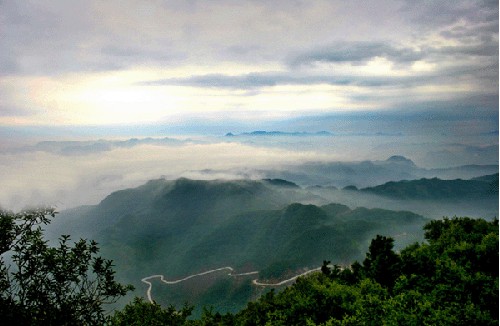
<box><xmin>54</xmin><ymin>71</ymin><xmax>183</xmax><ymax>125</ymax></box>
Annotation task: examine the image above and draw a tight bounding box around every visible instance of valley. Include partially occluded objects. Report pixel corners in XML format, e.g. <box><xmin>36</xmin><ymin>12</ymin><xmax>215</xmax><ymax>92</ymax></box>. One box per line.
<box><xmin>45</xmin><ymin>161</ymin><xmax>498</xmax><ymax>315</ymax></box>
<box><xmin>141</xmin><ymin>266</ymin><xmax>321</xmax><ymax>304</ymax></box>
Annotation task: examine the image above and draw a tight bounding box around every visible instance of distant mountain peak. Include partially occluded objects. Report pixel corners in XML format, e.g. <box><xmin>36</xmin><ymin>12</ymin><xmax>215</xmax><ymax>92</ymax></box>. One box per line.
<box><xmin>225</xmin><ymin>130</ymin><xmax>333</xmax><ymax>137</ymax></box>
<box><xmin>262</xmin><ymin>179</ymin><xmax>300</xmax><ymax>188</ymax></box>
<box><xmin>386</xmin><ymin>155</ymin><xmax>416</xmax><ymax>166</ymax></box>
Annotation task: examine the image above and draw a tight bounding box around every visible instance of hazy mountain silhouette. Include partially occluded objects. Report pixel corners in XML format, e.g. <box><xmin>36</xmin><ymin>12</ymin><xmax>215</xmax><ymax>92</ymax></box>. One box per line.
<box><xmin>47</xmin><ymin>177</ymin><xmax>436</xmax><ymax>314</ymax></box>
<box><xmin>360</xmin><ymin>173</ymin><xmax>499</xmax><ymax>200</ymax></box>
<box><xmin>247</xmin><ymin>157</ymin><xmax>498</xmax><ymax>189</ymax></box>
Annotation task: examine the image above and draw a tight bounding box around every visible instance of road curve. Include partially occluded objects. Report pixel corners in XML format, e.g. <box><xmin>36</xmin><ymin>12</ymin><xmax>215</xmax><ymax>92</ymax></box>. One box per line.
<box><xmin>141</xmin><ymin>267</ymin><xmax>259</xmax><ymax>303</ymax></box>
<box><xmin>141</xmin><ymin>266</ymin><xmax>322</xmax><ymax>303</ymax></box>
<box><xmin>252</xmin><ymin>267</ymin><xmax>321</xmax><ymax>286</ymax></box>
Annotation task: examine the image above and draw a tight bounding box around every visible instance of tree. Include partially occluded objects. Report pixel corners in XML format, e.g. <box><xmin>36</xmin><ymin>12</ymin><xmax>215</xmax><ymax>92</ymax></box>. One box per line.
<box><xmin>0</xmin><ymin>208</ymin><xmax>133</xmax><ymax>325</ymax></box>
<box><xmin>229</xmin><ymin>217</ymin><xmax>497</xmax><ymax>325</ymax></box>
<box><xmin>109</xmin><ymin>297</ymin><xmax>193</xmax><ymax>326</ymax></box>
<box><xmin>362</xmin><ymin>235</ymin><xmax>401</xmax><ymax>289</ymax></box>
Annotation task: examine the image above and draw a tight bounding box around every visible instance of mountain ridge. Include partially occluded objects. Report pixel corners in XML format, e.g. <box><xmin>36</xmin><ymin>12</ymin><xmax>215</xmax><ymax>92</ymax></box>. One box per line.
<box><xmin>360</xmin><ymin>173</ymin><xmax>499</xmax><ymax>200</ymax></box>
<box><xmin>46</xmin><ymin>174</ymin><xmax>497</xmax><ymax>314</ymax></box>
<box><xmin>225</xmin><ymin>131</ymin><xmax>333</xmax><ymax>137</ymax></box>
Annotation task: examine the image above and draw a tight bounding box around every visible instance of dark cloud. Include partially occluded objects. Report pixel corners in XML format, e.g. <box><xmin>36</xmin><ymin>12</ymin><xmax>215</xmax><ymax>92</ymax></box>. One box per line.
<box><xmin>289</xmin><ymin>42</ymin><xmax>425</xmax><ymax>66</ymax></box>
<box><xmin>148</xmin><ymin>73</ymin><xmax>291</xmax><ymax>89</ymax></box>
<box><xmin>436</xmin><ymin>43</ymin><xmax>498</xmax><ymax>58</ymax></box>
<box><xmin>289</xmin><ymin>39</ymin><xmax>498</xmax><ymax>67</ymax></box>
<box><xmin>139</xmin><ymin>58</ymin><xmax>498</xmax><ymax>91</ymax></box>
<box><xmin>400</xmin><ymin>0</ymin><xmax>498</xmax><ymax>28</ymax></box>
<box><xmin>0</xmin><ymin>0</ymin><xmax>497</xmax><ymax>76</ymax></box>
<box><xmin>139</xmin><ymin>71</ymin><xmax>439</xmax><ymax>89</ymax></box>
<box><xmin>0</xmin><ymin>0</ymin><xmax>497</xmax><ymax>127</ymax></box>
<box><xmin>288</xmin><ymin>0</ymin><xmax>498</xmax><ymax>71</ymax></box>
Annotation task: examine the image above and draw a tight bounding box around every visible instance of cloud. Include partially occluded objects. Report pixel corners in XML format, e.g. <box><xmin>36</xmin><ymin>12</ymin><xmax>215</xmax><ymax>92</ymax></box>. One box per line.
<box><xmin>0</xmin><ymin>0</ymin><xmax>186</xmax><ymax>76</ymax></box>
<box><xmin>400</xmin><ymin>0</ymin><xmax>498</xmax><ymax>29</ymax></box>
<box><xmin>138</xmin><ymin>70</ymin><xmax>451</xmax><ymax>90</ymax></box>
<box><xmin>137</xmin><ymin>66</ymin><xmax>498</xmax><ymax>116</ymax></box>
<box><xmin>11</xmin><ymin>137</ymin><xmax>190</xmax><ymax>156</ymax></box>
<box><xmin>140</xmin><ymin>73</ymin><xmax>351</xmax><ymax>89</ymax></box>
<box><xmin>289</xmin><ymin>39</ymin><xmax>497</xmax><ymax>70</ymax></box>
<box><xmin>0</xmin><ymin>0</ymin><xmax>497</xmax><ymax>126</ymax></box>
<box><xmin>1</xmin><ymin>0</ymin><xmax>497</xmax><ymax>76</ymax></box>
<box><xmin>0</xmin><ymin>105</ymin><xmax>35</xmax><ymax>117</ymax></box>
<box><xmin>0</xmin><ymin>141</ymin><xmax>334</xmax><ymax>211</ymax></box>
<box><xmin>1</xmin><ymin>132</ymin><xmax>497</xmax><ymax>212</ymax></box>
<box><xmin>436</xmin><ymin>43</ymin><xmax>499</xmax><ymax>58</ymax></box>
<box><xmin>0</xmin><ymin>0</ymin><xmax>443</xmax><ymax>75</ymax></box>
<box><xmin>289</xmin><ymin>42</ymin><xmax>425</xmax><ymax>66</ymax></box>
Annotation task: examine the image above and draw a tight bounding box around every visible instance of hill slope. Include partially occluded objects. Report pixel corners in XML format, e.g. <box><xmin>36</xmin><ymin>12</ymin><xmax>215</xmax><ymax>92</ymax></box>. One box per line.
<box><xmin>49</xmin><ymin>178</ymin><xmax>429</xmax><ymax>314</ymax></box>
<box><xmin>361</xmin><ymin>173</ymin><xmax>498</xmax><ymax>200</ymax></box>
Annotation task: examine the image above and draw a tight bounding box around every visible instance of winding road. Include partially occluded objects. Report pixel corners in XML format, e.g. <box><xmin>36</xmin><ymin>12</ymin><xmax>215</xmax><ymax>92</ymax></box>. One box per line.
<box><xmin>251</xmin><ymin>267</ymin><xmax>321</xmax><ymax>286</ymax></box>
<box><xmin>141</xmin><ymin>266</ymin><xmax>322</xmax><ymax>303</ymax></box>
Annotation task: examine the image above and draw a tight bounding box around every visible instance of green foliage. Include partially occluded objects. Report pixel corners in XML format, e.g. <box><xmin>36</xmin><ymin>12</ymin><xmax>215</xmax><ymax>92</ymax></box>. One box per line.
<box><xmin>81</xmin><ymin>178</ymin><xmax>426</xmax><ymax>314</ymax></box>
<box><xmin>109</xmin><ymin>297</ymin><xmax>192</xmax><ymax>325</ymax></box>
<box><xmin>362</xmin><ymin>235</ymin><xmax>401</xmax><ymax>289</ymax></box>
<box><xmin>178</xmin><ymin>216</ymin><xmax>497</xmax><ymax>325</ymax></box>
<box><xmin>361</xmin><ymin>176</ymin><xmax>498</xmax><ymax>200</ymax></box>
<box><xmin>0</xmin><ymin>208</ymin><xmax>133</xmax><ymax>325</ymax></box>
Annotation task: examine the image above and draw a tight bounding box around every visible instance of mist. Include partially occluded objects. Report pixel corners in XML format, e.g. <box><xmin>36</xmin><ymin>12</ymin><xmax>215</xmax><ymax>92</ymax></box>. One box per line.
<box><xmin>1</xmin><ymin>129</ymin><xmax>497</xmax><ymax>213</ymax></box>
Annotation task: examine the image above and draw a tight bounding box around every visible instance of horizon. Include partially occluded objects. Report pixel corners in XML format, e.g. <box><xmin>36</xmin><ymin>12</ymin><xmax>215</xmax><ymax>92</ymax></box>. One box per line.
<box><xmin>0</xmin><ymin>1</ymin><xmax>498</xmax><ymax>211</ymax></box>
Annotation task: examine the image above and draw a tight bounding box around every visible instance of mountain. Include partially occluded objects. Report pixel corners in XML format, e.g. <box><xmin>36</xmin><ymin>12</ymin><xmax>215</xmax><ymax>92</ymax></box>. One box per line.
<box><xmin>360</xmin><ymin>173</ymin><xmax>499</xmax><ymax>200</ymax></box>
<box><xmin>49</xmin><ymin>178</ymin><xmax>429</xmax><ymax>315</ymax></box>
<box><xmin>472</xmin><ymin>173</ymin><xmax>499</xmax><ymax>183</ymax></box>
<box><xmin>144</xmin><ymin>202</ymin><xmax>426</xmax><ymax>315</ymax></box>
<box><xmin>225</xmin><ymin>131</ymin><xmax>333</xmax><ymax>137</ymax></box>
<box><xmin>386</xmin><ymin>155</ymin><xmax>417</xmax><ymax>166</ymax></box>
<box><xmin>425</xmin><ymin>165</ymin><xmax>500</xmax><ymax>180</ymax></box>
<box><xmin>251</xmin><ymin>157</ymin><xmax>498</xmax><ymax>189</ymax></box>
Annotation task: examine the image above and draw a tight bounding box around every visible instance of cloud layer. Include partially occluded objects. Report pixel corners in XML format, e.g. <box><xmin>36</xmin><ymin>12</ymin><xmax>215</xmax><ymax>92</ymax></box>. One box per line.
<box><xmin>1</xmin><ymin>130</ymin><xmax>497</xmax><ymax>212</ymax></box>
<box><xmin>0</xmin><ymin>0</ymin><xmax>497</xmax><ymax>125</ymax></box>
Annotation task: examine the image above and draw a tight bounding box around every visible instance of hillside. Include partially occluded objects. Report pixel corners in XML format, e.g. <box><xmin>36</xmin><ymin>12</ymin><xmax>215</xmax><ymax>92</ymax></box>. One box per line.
<box><xmin>114</xmin><ymin>200</ymin><xmax>426</xmax><ymax>315</ymax></box>
<box><xmin>185</xmin><ymin>217</ymin><xmax>499</xmax><ymax>325</ymax></box>
<box><xmin>49</xmin><ymin>178</ymin><xmax>429</xmax><ymax>314</ymax></box>
<box><xmin>48</xmin><ymin>174</ymin><xmax>499</xmax><ymax>314</ymax></box>
<box><xmin>108</xmin><ymin>216</ymin><xmax>499</xmax><ymax>325</ymax></box>
<box><xmin>253</xmin><ymin>157</ymin><xmax>498</xmax><ymax>189</ymax></box>
<box><xmin>360</xmin><ymin>173</ymin><xmax>499</xmax><ymax>200</ymax></box>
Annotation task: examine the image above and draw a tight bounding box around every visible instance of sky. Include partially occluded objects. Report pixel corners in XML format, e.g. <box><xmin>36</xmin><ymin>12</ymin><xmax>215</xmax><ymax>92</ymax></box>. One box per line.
<box><xmin>0</xmin><ymin>0</ymin><xmax>498</xmax><ymax>211</ymax></box>
<box><xmin>0</xmin><ymin>0</ymin><xmax>498</xmax><ymax>129</ymax></box>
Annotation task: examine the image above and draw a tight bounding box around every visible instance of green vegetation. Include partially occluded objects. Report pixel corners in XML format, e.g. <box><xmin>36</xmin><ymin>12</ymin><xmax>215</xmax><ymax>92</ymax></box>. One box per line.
<box><xmin>121</xmin><ymin>200</ymin><xmax>425</xmax><ymax>315</ymax></box>
<box><xmin>109</xmin><ymin>297</ymin><xmax>192</xmax><ymax>326</ymax></box>
<box><xmin>0</xmin><ymin>208</ymin><xmax>133</xmax><ymax>325</ymax></box>
<box><xmin>1</xmin><ymin>207</ymin><xmax>497</xmax><ymax>325</ymax></box>
<box><xmin>110</xmin><ymin>216</ymin><xmax>497</xmax><ymax>325</ymax></box>
<box><xmin>49</xmin><ymin>178</ymin><xmax>428</xmax><ymax>314</ymax></box>
<box><xmin>361</xmin><ymin>174</ymin><xmax>499</xmax><ymax>200</ymax></box>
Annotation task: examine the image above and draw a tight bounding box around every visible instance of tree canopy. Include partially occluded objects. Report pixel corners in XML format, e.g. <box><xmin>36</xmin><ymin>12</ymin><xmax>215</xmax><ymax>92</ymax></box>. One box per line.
<box><xmin>1</xmin><ymin>208</ymin><xmax>497</xmax><ymax>325</ymax></box>
<box><xmin>185</xmin><ymin>216</ymin><xmax>498</xmax><ymax>325</ymax></box>
<box><xmin>0</xmin><ymin>208</ymin><xmax>133</xmax><ymax>325</ymax></box>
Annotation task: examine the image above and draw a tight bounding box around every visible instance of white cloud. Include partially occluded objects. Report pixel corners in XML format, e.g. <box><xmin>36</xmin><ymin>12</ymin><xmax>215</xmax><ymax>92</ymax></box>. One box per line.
<box><xmin>1</xmin><ymin>129</ymin><xmax>497</xmax><ymax>212</ymax></box>
<box><xmin>0</xmin><ymin>1</ymin><xmax>496</xmax><ymax>124</ymax></box>
<box><xmin>0</xmin><ymin>141</ymin><xmax>335</xmax><ymax>211</ymax></box>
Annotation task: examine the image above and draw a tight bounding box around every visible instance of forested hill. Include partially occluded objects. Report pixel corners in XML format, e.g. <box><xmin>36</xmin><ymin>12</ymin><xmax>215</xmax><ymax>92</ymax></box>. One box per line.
<box><xmin>203</xmin><ymin>217</ymin><xmax>499</xmax><ymax>325</ymax></box>
<box><xmin>110</xmin><ymin>217</ymin><xmax>499</xmax><ymax>325</ymax></box>
<box><xmin>49</xmin><ymin>178</ymin><xmax>429</xmax><ymax>314</ymax></box>
<box><xmin>360</xmin><ymin>173</ymin><xmax>498</xmax><ymax>200</ymax></box>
